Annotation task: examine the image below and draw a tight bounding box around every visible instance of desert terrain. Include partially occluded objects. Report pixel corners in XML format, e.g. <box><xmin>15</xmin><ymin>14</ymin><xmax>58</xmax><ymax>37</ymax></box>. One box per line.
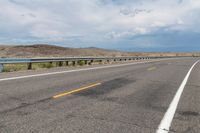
<box><xmin>0</xmin><ymin>44</ymin><xmax>199</xmax><ymax>58</ymax></box>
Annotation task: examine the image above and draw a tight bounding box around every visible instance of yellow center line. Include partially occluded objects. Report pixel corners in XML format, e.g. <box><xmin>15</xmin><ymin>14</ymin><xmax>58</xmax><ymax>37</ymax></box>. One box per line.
<box><xmin>53</xmin><ymin>83</ymin><xmax>101</xmax><ymax>99</ymax></box>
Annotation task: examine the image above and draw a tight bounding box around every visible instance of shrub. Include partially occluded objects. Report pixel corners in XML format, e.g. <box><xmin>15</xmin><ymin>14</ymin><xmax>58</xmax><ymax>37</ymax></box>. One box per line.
<box><xmin>78</xmin><ymin>60</ymin><xmax>85</xmax><ymax>66</ymax></box>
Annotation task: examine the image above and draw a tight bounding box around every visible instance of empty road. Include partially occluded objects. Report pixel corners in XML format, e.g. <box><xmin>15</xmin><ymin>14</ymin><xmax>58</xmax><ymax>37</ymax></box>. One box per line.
<box><xmin>0</xmin><ymin>58</ymin><xmax>199</xmax><ymax>133</ymax></box>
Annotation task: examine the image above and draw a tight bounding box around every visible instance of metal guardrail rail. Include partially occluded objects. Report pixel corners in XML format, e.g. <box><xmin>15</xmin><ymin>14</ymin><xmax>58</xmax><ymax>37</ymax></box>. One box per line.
<box><xmin>0</xmin><ymin>56</ymin><xmax>179</xmax><ymax>72</ymax></box>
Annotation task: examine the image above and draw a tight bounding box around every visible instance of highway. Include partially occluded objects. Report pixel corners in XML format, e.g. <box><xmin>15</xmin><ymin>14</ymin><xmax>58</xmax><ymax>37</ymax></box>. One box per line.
<box><xmin>0</xmin><ymin>57</ymin><xmax>199</xmax><ymax>133</ymax></box>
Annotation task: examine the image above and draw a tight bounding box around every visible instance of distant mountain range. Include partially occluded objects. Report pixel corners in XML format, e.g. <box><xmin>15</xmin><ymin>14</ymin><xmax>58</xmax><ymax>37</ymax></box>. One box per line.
<box><xmin>0</xmin><ymin>44</ymin><xmax>198</xmax><ymax>58</ymax></box>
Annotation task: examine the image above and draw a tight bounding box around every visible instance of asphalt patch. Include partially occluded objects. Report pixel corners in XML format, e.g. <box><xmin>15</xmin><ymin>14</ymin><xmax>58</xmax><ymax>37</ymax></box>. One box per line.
<box><xmin>74</xmin><ymin>78</ymin><xmax>134</xmax><ymax>98</ymax></box>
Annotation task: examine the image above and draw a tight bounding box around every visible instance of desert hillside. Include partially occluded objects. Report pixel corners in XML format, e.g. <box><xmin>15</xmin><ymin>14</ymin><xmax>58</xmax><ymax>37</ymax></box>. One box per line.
<box><xmin>0</xmin><ymin>44</ymin><xmax>198</xmax><ymax>58</ymax></box>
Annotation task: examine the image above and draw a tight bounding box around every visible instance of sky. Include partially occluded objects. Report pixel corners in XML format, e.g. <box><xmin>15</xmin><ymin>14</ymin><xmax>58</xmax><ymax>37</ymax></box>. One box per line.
<box><xmin>0</xmin><ymin>0</ymin><xmax>200</xmax><ymax>52</ymax></box>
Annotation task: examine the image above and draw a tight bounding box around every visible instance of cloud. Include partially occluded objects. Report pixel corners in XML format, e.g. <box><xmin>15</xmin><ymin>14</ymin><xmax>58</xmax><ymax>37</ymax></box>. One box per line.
<box><xmin>0</xmin><ymin>0</ymin><xmax>200</xmax><ymax>51</ymax></box>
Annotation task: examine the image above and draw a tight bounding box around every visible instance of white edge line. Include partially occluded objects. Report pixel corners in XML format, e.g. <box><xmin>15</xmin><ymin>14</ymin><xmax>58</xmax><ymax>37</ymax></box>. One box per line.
<box><xmin>156</xmin><ymin>60</ymin><xmax>200</xmax><ymax>133</ymax></box>
<box><xmin>0</xmin><ymin>58</ymin><xmax>176</xmax><ymax>82</ymax></box>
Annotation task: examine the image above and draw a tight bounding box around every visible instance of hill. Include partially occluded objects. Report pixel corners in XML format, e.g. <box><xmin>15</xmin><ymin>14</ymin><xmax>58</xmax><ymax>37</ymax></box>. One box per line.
<box><xmin>0</xmin><ymin>44</ymin><xmax>129</xmax><ymax>58</ymax></box>
<box><xmin>0</xmin><ymin>44</ymin><xmax>198</xmax><ymax>58</ymax></box>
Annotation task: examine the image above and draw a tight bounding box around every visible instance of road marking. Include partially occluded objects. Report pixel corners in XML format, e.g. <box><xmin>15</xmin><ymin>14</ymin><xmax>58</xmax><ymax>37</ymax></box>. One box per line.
<box><xmin>53</xmin><ymin>83</ymin><xmax>101</xmax><ymax>99</ymax></box>
<box><xmin>156</xmin><ymin>60</ymin><xmax>200</xmax><ymax>133</ymax></box>
<box><xmin>147</xmin><ymin>66</ymin><xmax>156</xmax><ymax>71</ymax></box>
<box><xmin>0</xmin><ymin>59</ymin><xmax>171</xmax><ymax>82</ymax></box>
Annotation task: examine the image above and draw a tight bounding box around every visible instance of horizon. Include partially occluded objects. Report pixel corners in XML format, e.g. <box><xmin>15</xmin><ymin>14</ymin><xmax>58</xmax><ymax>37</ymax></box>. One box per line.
<box><xmin>0</xmin><ymin>43</ymin><xmax>199</xmax><ymax>53</ymax></box>
<box><xmin>0</xmin><ymin>0</ymin><xmax>200</xmax><ymax>52</ymax></box>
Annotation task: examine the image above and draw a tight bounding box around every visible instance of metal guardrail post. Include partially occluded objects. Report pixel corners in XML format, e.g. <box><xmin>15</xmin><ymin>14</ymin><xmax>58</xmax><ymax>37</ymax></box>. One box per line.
<box><xmin>84</xmin><ymin>60</ymin><xmax>88</xmax><ymax>65</ymax></box>
<box><xmin>66</xmin><ymin>61</ymin><xmax>69</xmax><ymax>66</ymax></box>
<box><xmin>0</xmin><ymin>64</ymin><xmax>3</xmax><ymax>72</ymax></box>
<box><xmin>89</xmin><ymin>60</ymin><xmax>93</xmax><ymax>65</ymax></box>
<box><xmin>58</xmin><ymin>61</ymin><xmax>62</xmax><ymax>67</ymax></box>
<box><xmin>99</xmin><ymin>60</ymin><xmax>103</xmax><ymax>64</ymax></box>
<box><xmin>72</xmin><ymin>61</ymin><xmax>76</xmax><ymax>66</ymax></box>
<box><xmin>28</xmin><ymin>63</ymin><xmax>32</xmax><ymax>70</ymax></box>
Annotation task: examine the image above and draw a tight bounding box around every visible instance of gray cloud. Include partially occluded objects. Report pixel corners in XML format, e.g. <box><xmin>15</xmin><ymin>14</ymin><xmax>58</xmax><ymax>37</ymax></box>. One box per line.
<box><xmin>0</xmin><ymin>0</ymin><xmax>200</xmax><ymax>51</ymax></box>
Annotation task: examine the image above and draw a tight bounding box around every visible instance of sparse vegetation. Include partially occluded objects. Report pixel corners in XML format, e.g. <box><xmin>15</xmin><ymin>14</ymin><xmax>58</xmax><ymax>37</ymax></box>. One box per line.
<box><xmin>33</xmin><ymin>62</ymin><xmax>55</xmax><ymax>69</ymax></box>
<box><xmin>2</xmin><ymin>61</ymin><xmax>92</xmax><ymax>72</ymax></box>
<box><xmin>2</xmin><ymin>64</ymin><xmax>27</xmax><ymax>72</ymax></box>
<box><xmin>2</xmin><ymin>63</ymin><xmax>57</xmax><ymax>72</ymax></box>
<box><xmin>78</xmin><ymin>60</ymin><xmax>86</xmax><ymax>66</ymax></box>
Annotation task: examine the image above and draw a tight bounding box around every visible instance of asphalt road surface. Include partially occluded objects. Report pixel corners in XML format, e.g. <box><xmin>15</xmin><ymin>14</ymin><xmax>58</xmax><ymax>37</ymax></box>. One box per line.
<box><xmin>0</xmin><ymin>58</ymin><xmax>199</xmax><ymax>133</ymax></box>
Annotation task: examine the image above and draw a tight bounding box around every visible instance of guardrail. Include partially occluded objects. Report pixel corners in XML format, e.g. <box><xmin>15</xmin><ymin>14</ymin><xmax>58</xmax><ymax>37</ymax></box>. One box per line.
<box><xmin>0</xmin><ymin>56</ymin><xmax>178</xmax><ymax>72</ymax></box>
